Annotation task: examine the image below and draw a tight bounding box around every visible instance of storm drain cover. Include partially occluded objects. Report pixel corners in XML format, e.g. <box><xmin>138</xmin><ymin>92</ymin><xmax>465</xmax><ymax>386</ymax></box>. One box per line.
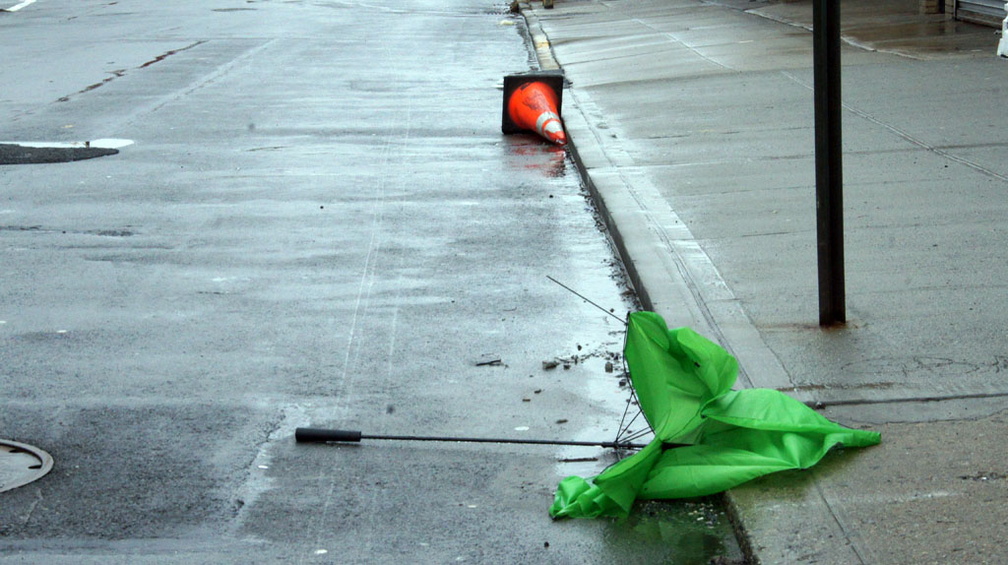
<box><xmin>0</xmin><ymin>440</ymin><xmax>54</xmax><ymax>492</ymax></box>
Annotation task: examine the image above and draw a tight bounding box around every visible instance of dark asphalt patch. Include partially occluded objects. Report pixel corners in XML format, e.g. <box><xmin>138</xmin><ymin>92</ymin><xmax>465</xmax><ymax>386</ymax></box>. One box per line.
<box><xmin>0</xmin><ymin>404</ymin><xmax>258</xmax><ymax>539</ymax></box>
<box><xmin>0</xmin><ymin>144</ymin><xmax>119</xmax><ymax>165</ymax></box>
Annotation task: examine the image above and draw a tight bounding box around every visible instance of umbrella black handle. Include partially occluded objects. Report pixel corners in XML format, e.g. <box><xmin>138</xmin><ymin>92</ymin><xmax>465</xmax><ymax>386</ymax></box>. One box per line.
<box><xmin>296</xmin><ymin>427</ymin><xmax>362</xmax><ymax>443</ymax></box>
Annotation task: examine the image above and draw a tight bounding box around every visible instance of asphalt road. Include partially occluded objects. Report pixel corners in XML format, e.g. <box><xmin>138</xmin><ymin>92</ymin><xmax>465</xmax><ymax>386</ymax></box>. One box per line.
<box><xmin>1</xmin><ymin>1</ymin><xmax>740</xmax><ymax>562</ymax></box>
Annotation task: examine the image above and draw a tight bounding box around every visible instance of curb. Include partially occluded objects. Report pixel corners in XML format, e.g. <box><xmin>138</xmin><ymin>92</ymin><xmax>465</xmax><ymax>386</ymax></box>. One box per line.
<box><xmin>516</xmin><ymin>4</ymin><xmax>794</xmax><ymax>395</ymax></box>
<box><xmin>517</xmin><ymin>4</ymin><xmax>830</xmax><ymax>564</ymax></box>
<box><xmin>518</xmin><ymin>3</ymin><xmax>560</xmax><ymax>72</ymax></box>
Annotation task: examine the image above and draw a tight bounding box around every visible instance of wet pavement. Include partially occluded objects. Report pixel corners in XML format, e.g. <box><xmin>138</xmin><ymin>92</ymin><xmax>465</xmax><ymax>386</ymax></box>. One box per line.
<box><xmin>746</xmin><ymin>0</ymin><xmax>999</xmax><ymax>59</ymax></box>
<box><xmin>1</xmin><ymin>0</ymin><xmax>742</xmax><ymax>562</ymax></box>
<box><xmin>523</xmin><ymin>0</ymin><xmax>1008</xmax><ymax>562</ymax></box>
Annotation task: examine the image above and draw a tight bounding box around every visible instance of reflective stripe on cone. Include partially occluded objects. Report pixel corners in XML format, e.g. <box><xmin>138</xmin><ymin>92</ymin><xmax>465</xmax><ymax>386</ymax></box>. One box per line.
<box><xmin>505</xmin><ymin>80</ymin><xmax>567</xmax><ymax>146</ymax></box>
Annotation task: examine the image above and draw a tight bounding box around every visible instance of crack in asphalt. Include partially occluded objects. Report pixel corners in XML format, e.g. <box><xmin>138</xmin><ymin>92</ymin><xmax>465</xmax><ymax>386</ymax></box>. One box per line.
<box><xmin>55</xmin><ymin>40</ymin><xmax>207</xmax><ymax>103</ymax></box>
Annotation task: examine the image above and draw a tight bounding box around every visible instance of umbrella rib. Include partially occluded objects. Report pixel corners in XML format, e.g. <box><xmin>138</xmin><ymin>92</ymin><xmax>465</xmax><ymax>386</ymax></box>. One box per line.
<box><xmin>546</xmin><ymin>276</ymin><xmax>627</xmax><ymax>325</ymax></box>
<box><xmin>615</xmin><ymin>378</ymin><xmax>651</xmax><ymax>446</ymax></box>
<box><xmin>614</xmin><ymin>315</ymin><xmax>646</xmax><ymax>446</ymax></box>
<box><xmin>616</xmin><ymin>403</ymin><xmax>645</xmax><ymax>441</ymax></box>
<box><xmin>619</xmin><ymin>427</ymin><xmax>652</xmax><ymax>444</ymax></box>
<box><xmin>615</xmin><ymin>390</ymin><xmax>636</xmax><ymax>442</ymax></box>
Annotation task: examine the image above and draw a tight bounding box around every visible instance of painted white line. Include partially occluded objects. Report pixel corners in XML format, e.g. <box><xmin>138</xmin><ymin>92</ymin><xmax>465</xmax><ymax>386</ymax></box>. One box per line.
<box><xmin>3</xmin><ymin>0</ymin><xmax>37</xmax><ymax>12</ymax></box>
<box><xmin>87</xmin><ymin>138</ymin><xmax>135</xmax><ymax>149</ymax></box>
<box><xmin>0</xmin><ymin>139</ymin><xmax>134</xmax><ymax>149</ymax></box>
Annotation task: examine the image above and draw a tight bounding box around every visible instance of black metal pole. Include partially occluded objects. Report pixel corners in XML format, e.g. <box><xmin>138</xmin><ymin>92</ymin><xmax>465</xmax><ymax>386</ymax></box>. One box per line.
<box><xmin>813</xmin><ymin>0</ymin><xmax>845</xmax><ymax>326</ymax></box>
<box><xmin>294</xmin><ymin>427</ymin><xmax>657</xmax><ymax>450</ymax></box>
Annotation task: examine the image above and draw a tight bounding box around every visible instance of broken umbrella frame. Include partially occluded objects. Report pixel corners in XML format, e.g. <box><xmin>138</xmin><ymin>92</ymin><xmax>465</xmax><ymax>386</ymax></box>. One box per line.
<box><xmin>295</xmin><ymin>326</ymin><xmax>673</xmax><ymax>451</ymax></box>
<box><xmin>548</xmin><ymin>311</ymin><xmax>881</xmax><ymax>519</ymax></box>
<box><xmin>297</xmin><ymin>308</ymin><xmax>881</xmax><ymax>520</ymax></box>
<box><xmin>295</xmin><ymin>281</ymin><xmax>671</xmax><ymax>455</ymax></box>
<box><xmin>294</xmin><ymin>427</ymin><xmax>668</xmax><ymax>451</ymax></box>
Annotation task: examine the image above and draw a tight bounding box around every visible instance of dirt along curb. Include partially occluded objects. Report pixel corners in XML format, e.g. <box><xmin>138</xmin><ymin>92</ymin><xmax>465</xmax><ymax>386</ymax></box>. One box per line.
<box><xmin>516</xmin><ymin>3</ymin><xmax>776</xmax><ymax>563</ymax></box>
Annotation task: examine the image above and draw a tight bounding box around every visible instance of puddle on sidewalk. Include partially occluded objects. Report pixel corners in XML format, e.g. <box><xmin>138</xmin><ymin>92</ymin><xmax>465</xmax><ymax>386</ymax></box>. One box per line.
<box><xmin>599</xmin><ymin>498</ymin><xmax>746</xmax><ymax>563</ymax></box>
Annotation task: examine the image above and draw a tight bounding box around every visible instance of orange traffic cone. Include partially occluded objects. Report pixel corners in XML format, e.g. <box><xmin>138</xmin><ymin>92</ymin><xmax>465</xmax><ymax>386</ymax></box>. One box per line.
<box><xmin>502</xmin><ymin>72</ymin><xmax>566</xmax><ymax>146</ymax></box>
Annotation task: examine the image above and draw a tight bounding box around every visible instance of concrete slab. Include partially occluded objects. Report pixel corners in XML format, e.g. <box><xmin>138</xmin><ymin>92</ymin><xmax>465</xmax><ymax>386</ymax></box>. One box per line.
<box><xmin>731</xmin><ymin>410</ymin><xmax>1008</xmax><ymax>564</ymax></box>
<box><xmin>525</xmin><ymin>0</ymin><xmax>1008</xmax><ymax>562</ymax></box>
<box><xmin>750</xmin><ymin>0</ymin><xmax>999</xmax><ymax>59</ymax></box>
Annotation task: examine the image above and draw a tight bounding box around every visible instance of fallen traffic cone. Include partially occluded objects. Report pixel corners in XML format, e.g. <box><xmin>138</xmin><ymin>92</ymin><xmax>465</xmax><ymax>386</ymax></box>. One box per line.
<box><xmin>501</xmin><ymin>72</ymin><xmax>566</xmax><ymax>146</ymax></box>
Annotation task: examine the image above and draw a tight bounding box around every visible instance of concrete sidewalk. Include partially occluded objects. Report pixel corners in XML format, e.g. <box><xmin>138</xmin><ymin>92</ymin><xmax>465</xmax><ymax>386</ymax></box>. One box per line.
<box><xmin>521</xmin><ymin>0</ymin><xmax>1008</xmax><ymax>563</ymax></box>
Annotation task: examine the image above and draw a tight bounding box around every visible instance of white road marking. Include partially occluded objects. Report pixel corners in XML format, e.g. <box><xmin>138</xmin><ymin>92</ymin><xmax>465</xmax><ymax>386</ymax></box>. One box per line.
<box><xmin>3</xmin><ymin>0</ymin><xmax>37</xmax><ymax>12</ymax></box>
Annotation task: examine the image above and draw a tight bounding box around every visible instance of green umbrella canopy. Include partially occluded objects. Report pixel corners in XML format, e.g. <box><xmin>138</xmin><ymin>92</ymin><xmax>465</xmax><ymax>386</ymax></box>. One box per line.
<box><xmin>550</xmin><ymin>311</ymin><xmax>880</xmax><ymax>519</ymax></box>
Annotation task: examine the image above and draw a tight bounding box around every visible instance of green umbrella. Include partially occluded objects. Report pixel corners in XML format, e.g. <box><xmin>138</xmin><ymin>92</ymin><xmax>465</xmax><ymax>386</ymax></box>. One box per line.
<box><xmin>550</xmin><ymin>311</ymin><xmax>880</xmax><ymax>519</ymax></box>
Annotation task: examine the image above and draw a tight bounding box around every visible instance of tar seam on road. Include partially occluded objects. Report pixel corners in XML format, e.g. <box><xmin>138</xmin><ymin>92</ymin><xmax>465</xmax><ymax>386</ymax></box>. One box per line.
<box><xmin>55</xmin><ymin>41</ymin><xmax>207</xmax><ymax>103</ymax></box>
<box><xmin>781</xmin><ymin>69</ymin><xmax>1008</xmax><ymax>183</ymax></box>
<box><xmin>110</xmin><ymin>39</ymin><xmax>278</xmax><ymax>133</ymax></box>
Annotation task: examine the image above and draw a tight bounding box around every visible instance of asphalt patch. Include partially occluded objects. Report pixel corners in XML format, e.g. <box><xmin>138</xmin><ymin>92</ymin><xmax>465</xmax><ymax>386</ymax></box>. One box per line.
<box><xmin>0</xmin><ymin>144</ymin><xmax>119</xmax><ymax>165</ymax></box>
<box><xmin>0</xmin><ymin>404</ymin><xmax>255</xmax><ymax>539</ymax></box>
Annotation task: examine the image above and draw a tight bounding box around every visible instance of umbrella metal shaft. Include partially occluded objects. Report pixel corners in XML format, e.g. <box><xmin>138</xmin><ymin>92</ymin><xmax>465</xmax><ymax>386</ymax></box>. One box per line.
<box><xmin>295</xmin><ymin>427</ymin><xmax>651</xmax><ymax>449</ymax></box>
